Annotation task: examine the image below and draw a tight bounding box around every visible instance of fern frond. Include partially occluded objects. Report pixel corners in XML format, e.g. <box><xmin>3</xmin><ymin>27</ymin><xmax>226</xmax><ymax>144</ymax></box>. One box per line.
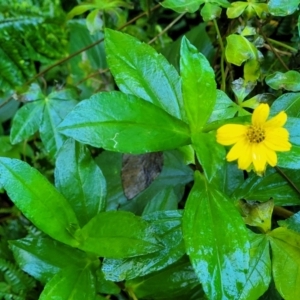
<box><xmin>0</xmin><ymin>258</ymin><xmax>36</xmax><ymax>297</ymax></box>
<box><xmin>0</xmin><ymin>0</ymin><xmax>68</xmax><ymax>96</ymax></box>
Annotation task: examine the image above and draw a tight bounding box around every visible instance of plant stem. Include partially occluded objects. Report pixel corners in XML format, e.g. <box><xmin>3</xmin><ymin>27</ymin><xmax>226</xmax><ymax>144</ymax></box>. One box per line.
<box><xmin>268</xmin><ymin>38</ymin><xmax>298</xmax><ymax>53</ymax></box>
<box><xmin>213</xmin><ymin>19</ymin><xmax>226</xmax><ymax>92</ymax></box>
<box><xmin>148</xmin><ymin>12</ymin><xmax>186</xmax><ymax>45</ymax></box>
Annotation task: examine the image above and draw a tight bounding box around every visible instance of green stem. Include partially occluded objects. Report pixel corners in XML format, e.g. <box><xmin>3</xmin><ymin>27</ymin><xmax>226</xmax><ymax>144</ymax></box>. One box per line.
<box><xmin>213</xmin><ymin>19</ymin><xmax>226</xmax><ymax>92</ymax></box>
<box><xmin>268</xmin><ymin>38</ymin><xmax>298</xmax><ymax>53</ymax></box>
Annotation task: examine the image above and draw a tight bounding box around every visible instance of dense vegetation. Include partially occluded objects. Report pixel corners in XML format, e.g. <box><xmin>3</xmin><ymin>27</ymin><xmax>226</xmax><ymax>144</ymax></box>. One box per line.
<box><xmin>1</xmin><ymin>0</ymin><xmax>300</xmax><ymax>299</ymax></box>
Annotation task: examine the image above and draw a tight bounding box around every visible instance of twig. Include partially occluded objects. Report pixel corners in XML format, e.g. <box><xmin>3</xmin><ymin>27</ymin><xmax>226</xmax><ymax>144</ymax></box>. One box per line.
<box><xmin>148</xmin><ymin>12</ymin><xmax>186</xmax><ymax>44</ymax></box>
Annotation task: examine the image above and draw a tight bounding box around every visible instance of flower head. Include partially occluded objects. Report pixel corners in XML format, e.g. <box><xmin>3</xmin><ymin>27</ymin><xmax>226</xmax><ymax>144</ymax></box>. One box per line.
<box><xmin>216</xmin><ymin>103</ymin><xmax>291</xmax><ymax>175</ymax></box>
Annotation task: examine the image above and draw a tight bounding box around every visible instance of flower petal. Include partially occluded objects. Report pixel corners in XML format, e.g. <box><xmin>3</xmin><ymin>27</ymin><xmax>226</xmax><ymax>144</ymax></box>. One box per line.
<box><xmin>226</xmin><ymin>138</ymin><xmax>248</xmax><ymax>161</ymax></box>
<box><xmin>217</xmin><ymin>124</ymin><xmax>247</xmax><ymax>145</ymax></box>
<box><xmin>264</xmin><ymin>128</ymin><xmax>292</xmax><ymax>151</ymax></box>
<box><xmin>237</xmin><ymin>142</ymin><xmax>252</xmax><ymax>170</ymax></box>
<box><xmin>265</xmin><ymin>111</ymin><xmax>287</xmax><ymax>128</ymax></box>
<box><xmin>251</xmin><ymin>143</ymin><xmax>267</xmax><ymax>174</ymax></box>
<box><xmin>252</xmin><ymin>104</ymin><xmax>269</xmax><ymax>126</ymax></box>
<box><xmin>263</xmin><ymin>145</ymin><xmax>277</xmax><ymax>167</ymax></box>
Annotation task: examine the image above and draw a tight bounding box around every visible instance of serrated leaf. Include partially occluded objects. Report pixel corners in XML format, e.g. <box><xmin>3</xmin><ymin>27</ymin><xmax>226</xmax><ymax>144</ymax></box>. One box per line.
<box><xmin>77</xmin><ymin>211</ymin><xmax>162</xmax><ymax>258</ymax></box>
<box><xmin>266</xmin><ymin>71</ymin><xmax>300</xmax><ymax>91</ymax></box>
<box><xmin>102</xmin><ymin>210</ymin><xmax>185</xmax><ymax>281</ymax></box>
<box><xmin>58</xmin><ymin>91</ymin><xmax>191</xmax><ymax>154</ymax></box>
<box><xmin>269</xmin><ymin>227</ymin><xmax>300</xmax><ymax>299</ymax></box>
<box><xmin>239</xmin><ymin>232</ymin><xmax>271</xmax><ymax>300</ymax></box>
<box><xmin>9</xmin><ymin>236</ymin><xmax>89</xmax><ymax>284</ymax></box>
<box><xmin>55</xmin><ymin>139</ymin><xmax>106</xmax><ymax>226</ymax></box>
<box><xmin>180</xmin><ymin>36</ymin><xmax>216</xmax><ymax>132</ymax></box>
<box><xmin>105</xmin><ymin>29</ymin><xmax>185</xmax><ymax>120</ymax></box>
<box><xmin>183</xmin><ymin>171</ymin><xmax>250</xmax><ymax>299</ymax></box>
<box><xmin>268</xmin><ymin>0</ymin><xmax>299</xmax><ymax>16</ymax></box>
<box><xmin>192</xmin><ymin>132</ymin><xmax>226</xmax><ymax>187</ymax></box>
<box><xmin>0</xmin><ymin>158</ymin><xmax>80</xmax><ymax>247</ymax></box>
<box><xmin>39</xmin><ymin>266</ymin><xmax>96</xmax><ymax>300</ymax></box>
<box><xmin>160</xmin><ymin>0</ymin><xmax>204</xmax><ymax>13</ymax></box>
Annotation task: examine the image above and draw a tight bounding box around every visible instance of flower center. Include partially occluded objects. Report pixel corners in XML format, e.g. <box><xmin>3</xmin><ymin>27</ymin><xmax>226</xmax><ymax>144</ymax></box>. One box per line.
<box><xmin>246</xmin><ymin>125</ymin><xmax>265</xmax><ymax>143</ymax></box>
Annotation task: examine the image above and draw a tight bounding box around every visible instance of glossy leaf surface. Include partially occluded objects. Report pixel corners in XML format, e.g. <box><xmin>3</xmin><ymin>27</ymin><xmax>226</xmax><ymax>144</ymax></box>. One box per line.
<box><xmin>266</xmin><ymin>71</ymin><xmax>300</xmax><ymax>91</ymax></box>
<box><xmin>9</xmin><ymin>236</ymin><xmax>90</xmax><ymax>284</ymax></box>
<box><xmin>180</xmin><ymin>36</ymin><xmax>216</xmax><ymax>132</ymax></box>
<box><xmin>192</xmin><ymin>132</ymin><xmax>226</xmax><ymax>187</ymax></box>
<box><xmin>39</xmin><ymin>266</ymin><xmax>96</xmax><ymax>300</ymax></box>
<box><xmin>10</xmin><ymin>100</ymin><xmax>44</xmax><ymax>144</ymax></box>
<box><xmin>58</xmin><ymin>92</ymin><xmax>191</xmax><ymax>153</ymax></box>
<box><xmin>78</xmin><ymin>211</ymin><xmax>162</xmax><ymax>258</ymax></box>
<box><xmin>105</xmin><ymin>29</ymin><xmax>185</xmax><ymax>120</ymax></box>
<box><xmin>269</xmin><ymin>227</ymin><xmax>300</xmax><ymax>299</ymax></box>
<box><xmin>161</xmin><ymin>0</ymin><xmax>203</xmax><ymax>13</ymax></box>
<box><xmin>102</xmin><ymin>210</ymin><xmax>185</xmax><ymax>281</ymax></box>
<box><xmin>268</xmin><ymin>0</ymin><xmax>299</xmax><ymax>16</ymax></box>
<box><xmin>239</xmin><ymin>232</ymin><xmax>271</xmax><ymax>300</ymax></box>
<box><xmin>232</xmin><ymin>169</ymin><xmax>300</xmax><ymax>206</ymax></box>
<box><xmin>125</xmin><ymin>257</ymin><xmax>204</xmax><ymax>299</ymax></box>
<box><xmin>55</xmin><ymin>139</ymin><xmax>106</xmax><ymax>226</ymax></box>
<box><xmin>0</xmin><ymin>158</ymin><xmax>80</xmax><ymax>247</ymax></box>
<box><xmin>183</xmin><ymin>171</ymin><xmax>250</xmax><ymax>299</ymax></box>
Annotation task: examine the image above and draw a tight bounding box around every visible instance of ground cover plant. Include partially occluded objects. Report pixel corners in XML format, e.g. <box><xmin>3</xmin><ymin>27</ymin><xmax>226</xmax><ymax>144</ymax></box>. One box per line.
<box><xmin>1</xmin><ymin>0</ymin><xmax>300</xmax><ymax>299</ymax></box>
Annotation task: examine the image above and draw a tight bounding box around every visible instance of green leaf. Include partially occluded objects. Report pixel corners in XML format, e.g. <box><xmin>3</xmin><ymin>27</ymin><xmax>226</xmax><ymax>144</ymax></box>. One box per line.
<box><xmin>239</xmin><ymin>232</ymin><xmax>271</xmax><ymax>300</ymax></box>
<box><xmin>142</xmin><ymin>187</ymin><xmax>179</xmax><ymax>214</ymax></box>
<box><xmin>95</xmin><ymin>151</ymin><xmax>127</xmax><ymax>211</ymax></box>
<box><xmin>227</xmin><ymin>2</ymin><xmax>248</xmax><ymax>18</ymax></box>
<box><xmin>125</xmin><ymin>257</ymin><xmax>204</xmax><ymax>299</ymax></box>
<box><xmin>10</xmin><ymin>100</ymin><xmax>44</xmax><ymax>144</ymax></box>
<box><xmin>9</xmin><ymin>236</ymin><xmax>90</xmax><ymax>284</ymax></box>
<box><xmin>86</xmin><ymin>9</ymin><xmax>103</xmax><ymax>34</ymax></box>
<box><xmin>232</xmin><ymin>169</ymin><xmax>300</xmax><ymax>206</ymax></box>
<box><xmin>232</xmin><ymin>77</ymin><xmax>256</xmax><ymax>103</ymax></box>
<box><xmin>225</xmin><ymin>34</ymin><xmax>258</xmax><ymax>66</ymax></box>
<box><xmin>278</xmin><ymin>210</ymin><xmax>300</xmax><ymax>233</ymax></box>
<box><xmin>39</xmin><ymin>266</ymin><xmax>96</xmax><ymax>300</ymax></box>
<box><xmin>40</xmin><ymin>89</ymin><xmax>78</xmax><ymax>157</ymax></box>
<box><xmin>160</xmin><ymin>0</ymin><xmax>204</xmax><ymax>13</ymax></box>
<box><xmin>192</xmin><ymin>132</ymin><xmax>226</xmax><ymax>187</ymax></box>
<box><xmin>58</xmin><ymin>91</ymin><xmax>191</xmax><ymax>153</ymax></box>
<box><xmin>271</xmin><ymin>92</ymin><xmax>300</xmax><ymax>117</ymax></box>
<box><xmin>183</xmin><ymin>171</ymin><xmax>250</xmax><ymax>299</ymax></box>
<box><xmin>208</xmin><ymin>90</ymin><xmax>239</xmax><ymax>122</ymax></box>
<box><xmin>95</xmin><ymin>269</ymin><xmax>120</xmax><ymax>295</ymax></box>
<box><xmin>105</xmin><ymin>29</ymin><xmax>185</xmax><ymax>120</ymax></box>
<box><xmin>266</xmin><ymin>71</ymin><xmax>300</xmax><ymax>91</ymax></box>
<box><xmin>200</xmin><ymin>3</ymin><xmax>222</xmax><ymax>21</ymax></box>
<box><xmin>55</xmin><ymin>139</ymin><xmax>107</xmax><ymax>226</ymax></box>
<box><xmin>67</xmin><ymin>4</ymin><xmax>96</xmax><ymax>19</ymax></box>
<box><xmin>120</xmin><ymin>150</ymin><xmax>193</xmax><ymax>214</ymax></box>
<box><xmin>269</xmin><ymin>227</ymin><xmax>300</xmax><ymax>299</ymax></box>
<box><xmin>0</xmin><ymin>158</ymin><xmax>80</xmax><ymax>247</ymax></box>
<box><xmin>180</xmin><ymin>36</ymin><xmax>216</xmax><ymax>132</ymax></box>
<box><xmin>102</xmin><ymin>210</ymin><xmax>185</xmax><ymax>281</ymax></box>
<box><xmin>277</xmin><ymin>144</ymin><xmax>300</xmax><ymax>169</ymax></box>
<box><xmin>161</xmin><ymin>23</ymin><xmax>215</xmax><ymax>71</ymax></box>
<box><xmin>268</xmin><ymin>0</ymin><xmax>299</xmax><ymax>16</ymax></box>
<box><xmin>77</xmin><ymin>211</ymin><xmax>162</xmax><ymax>258</ymax></box>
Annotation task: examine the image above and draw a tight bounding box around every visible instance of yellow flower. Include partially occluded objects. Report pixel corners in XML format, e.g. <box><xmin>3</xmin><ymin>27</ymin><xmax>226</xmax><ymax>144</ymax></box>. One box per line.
<box><xmin>216</xmin><ymin>103</ymin><xmax>291</xmax><ymax>175</ymax></box>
